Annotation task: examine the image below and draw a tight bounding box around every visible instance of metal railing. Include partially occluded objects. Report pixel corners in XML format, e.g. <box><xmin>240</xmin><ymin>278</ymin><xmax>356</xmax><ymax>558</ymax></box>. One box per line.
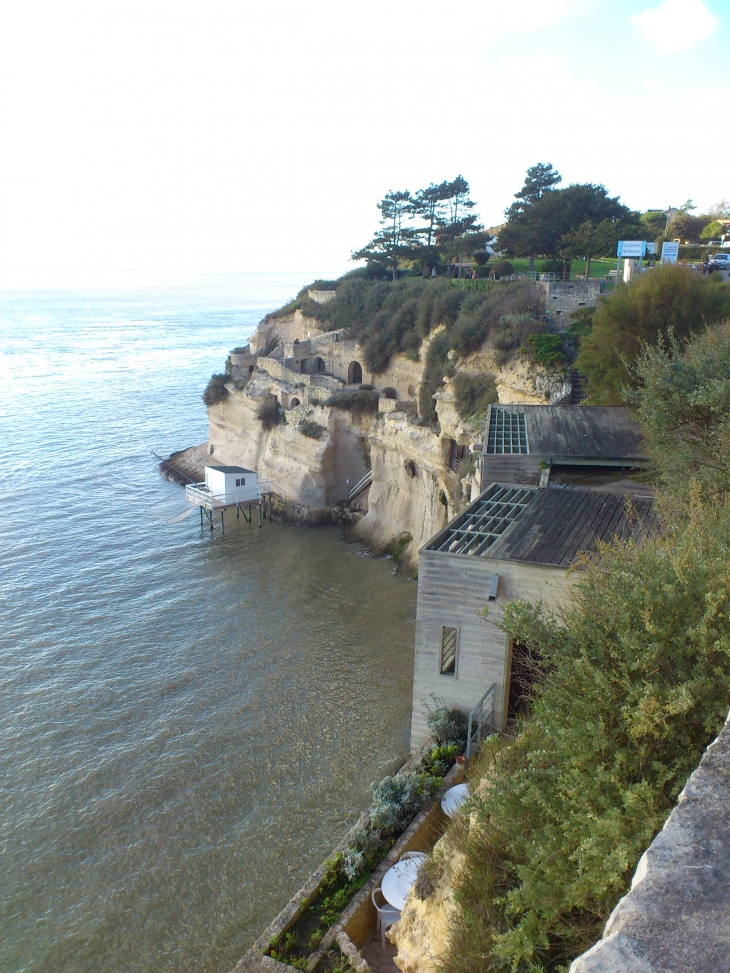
<box><xmin>465</xmin><ymin>683</ymin><xmax>497</xmax><ymax>762</ymax></box>
<box><xmin>258</xmin><ymin>477</ymin><xmax>286</xmax><ymax>498</ymax></box>
<box><xmin>185</xmin><ymin>483</ymin><xmax>262</xmax><ymax>509</ymax></box>
<box><xmin>348</xmin><ymin>469</ymin><xmax>372</xmax><ymax>501</ymax></box>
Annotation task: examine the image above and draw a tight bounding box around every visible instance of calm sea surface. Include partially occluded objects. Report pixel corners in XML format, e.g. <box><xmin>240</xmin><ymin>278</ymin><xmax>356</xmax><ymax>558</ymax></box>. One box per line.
<box><xmin>0</xmin><ymin>273</ymin><xmax>417</xmax><ymax>973</ymax></box>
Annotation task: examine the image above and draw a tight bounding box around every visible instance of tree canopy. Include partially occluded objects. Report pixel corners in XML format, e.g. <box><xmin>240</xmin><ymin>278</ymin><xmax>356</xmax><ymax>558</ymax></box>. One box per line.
<box><xmin>353</xmin><ymin>175</ymin><xmax>483</xmax><ymax>276</ymax></box>
<box><xmin>351</xmin><ymin>189</ymin><xmax>417</xmax><ymax>280</ymax></box>
<box><xmin>499</xmin><ymin>167</ymin><xmax>643</xmax><ymax>263</ymax></box>
<box><xmin>666</xmin><ymin>211</ymin><xmax>706</xmax><ymax>243</ymax></box>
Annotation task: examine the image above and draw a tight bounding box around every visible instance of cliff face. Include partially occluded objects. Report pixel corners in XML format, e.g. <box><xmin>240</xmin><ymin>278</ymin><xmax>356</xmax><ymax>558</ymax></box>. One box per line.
<box><xmin>200</xmin><ymin>308</ymin><xmax>571</xmax><ymax>562</ymax></box>
<box><xmin>352</xmin><ymin>407</ymin><xmax>452</xmax><ymax>561</ymax></box>
<box><xmin>207</xmin><ymin>377</ymin><xmax>373</xmax><ymax>516</ymax></box>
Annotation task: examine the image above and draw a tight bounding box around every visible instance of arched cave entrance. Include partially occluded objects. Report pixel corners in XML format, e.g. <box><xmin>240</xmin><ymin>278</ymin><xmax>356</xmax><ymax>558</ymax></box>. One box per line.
<box><xmin>348</xmin><ymin>361</ymin><xmax>363</xmax><ymax>385</ymax></box>
<box><xmin>290</xmin><ymin>397</ymin><xmax>301</xmax><ymax>409</ymax></box>
<box><xmin>314</xmin><ymin>357</ymin><xmax>326</xmax><ymax>374</ymax></box>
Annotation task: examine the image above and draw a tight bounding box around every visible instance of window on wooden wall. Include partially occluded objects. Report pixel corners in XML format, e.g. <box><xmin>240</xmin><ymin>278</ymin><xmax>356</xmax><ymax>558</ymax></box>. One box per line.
<box><xmin>439</xmin><ymin>626</ymin><xmax>459</xmax><ymax>676</ymax></box>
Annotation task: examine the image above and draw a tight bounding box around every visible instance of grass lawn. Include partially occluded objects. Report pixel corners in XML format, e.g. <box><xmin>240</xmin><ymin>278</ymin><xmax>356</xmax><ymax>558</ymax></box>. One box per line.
<box><xmin>492</xmin><ymin>257</ymin><xmax>618</xmax><ymax>280</ymax></box>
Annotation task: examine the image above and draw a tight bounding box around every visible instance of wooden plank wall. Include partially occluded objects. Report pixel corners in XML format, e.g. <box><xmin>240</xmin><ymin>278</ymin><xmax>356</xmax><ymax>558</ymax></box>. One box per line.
<box><xmin>410</xmin><ymin>550</ymin><xmax>577</xmax><ymax>749</ymax></box>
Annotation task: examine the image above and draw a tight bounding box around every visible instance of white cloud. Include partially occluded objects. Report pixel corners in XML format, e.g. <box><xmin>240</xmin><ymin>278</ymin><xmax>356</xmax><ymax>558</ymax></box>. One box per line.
<box><xmin>631</xmin><ymin>0</ymin><xmax>719</xmax><ymax>53</ymax></box>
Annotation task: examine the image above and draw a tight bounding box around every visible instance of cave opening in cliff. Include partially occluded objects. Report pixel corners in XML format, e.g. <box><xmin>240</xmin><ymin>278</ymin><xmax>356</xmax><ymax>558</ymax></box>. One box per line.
<box><xmin>348</xmin><ymin>361</ymin><xmax>362</xmax><ymax>384</ymax></box>
<box><xmin>314</xmin><ymin>357</ymin><xmax>326</xmax><ymax>374</ymax></box>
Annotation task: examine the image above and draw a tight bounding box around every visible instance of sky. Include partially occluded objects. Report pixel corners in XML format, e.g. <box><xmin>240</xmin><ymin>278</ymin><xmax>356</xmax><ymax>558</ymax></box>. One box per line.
<box><xmin>0</xmin><ymin>0</ymin><xmax>728</xmax><ymax>285</ymax></box>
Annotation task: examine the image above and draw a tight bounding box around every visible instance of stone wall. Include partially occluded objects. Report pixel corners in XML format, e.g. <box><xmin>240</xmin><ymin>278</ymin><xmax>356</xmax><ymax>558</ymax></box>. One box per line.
<box><xmin>570</xmin><ymin>711</ymin><xmax>730</xmax><ymax>973</ymax></box>
<box><xmin>280</xmin><ymin>328</ymin><xmax>423</xmax><ymax>402</ymax></box>
<box><xmin>308</xmin><ymin>289</ymin><xmax>337</xmax><ymax>303</ymax></box>
<box><xmin>231</xmin><ymin>761</ymin><xmax>464</xmax><ymax>973</ymax></box>
<box><xmin>248</xmin><ymin>310</ymin><xmax>324</xmax><ymax>354</ymax></box>
<box><xmin>540</xmin><ymin>280</ymin><xmax>602</xmax><ymax>325</ymax></box>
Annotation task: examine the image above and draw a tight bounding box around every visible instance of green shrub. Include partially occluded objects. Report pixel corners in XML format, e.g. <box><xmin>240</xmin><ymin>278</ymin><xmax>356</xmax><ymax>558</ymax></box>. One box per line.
<box><xmin>261</xmin><ymin>334</ymin><xmax>280</xmax><ymax>357</ymax></box>
<box><xmin>299</xmin><ymin>279</ymin><xmax>338</xmax><ymax>294</ymax></box>
<box><xmin>299</xmin><ymin>419</ymin><xmax>326</xmax><ymax>440</ymax></box>
<box><xmin>450</xmin><ymin>283</ymin><xmax>542</xmax><ymax>356</ymax></box>
<box><xmin>492</xmin><ymin>324</ymin><xmax>521</xmax><ymax>351</ymax></box>
<box><xmin>426</xmin><ymin>706</ymin><xmax>468</xmax><ymax>744</ymax></box>
<box><xmin>325</xmin><ymin>390</ymin><xmax>379</xmax><ymax>415</ymax></box>
<box><xmin>431</xmin><ymin>287</ymin><xmax>464</xmax><ymax>329</ymax></box>
<box><xmin>256</xmin><ymin>398</ymin><xmax>282</xmax><ymax>431</ymax></box>
<box><xmin>491</xmin><ymin>259</ymin><xmax>514</xmax><ymax>277</ymax></box>
<box><xmin>540</xmin><ymin>258</ymin><xmax>565</xmax><ymax>274</ymax></box>
<box><xmin>363</xmin><ymin>329</ymin><xmax>394</xmax><ymax>373</ymax></box>
<box><xmin>382</xmin><ymin>386</ymin><xmax>397</xmax><ymax>399</ymax></box>
<box><xmin>452</xmin><ymin>372</ymin><xmax>498</xmax><ymax>418</ymax></box>
<box><xmin>576</xmin><ymin>264</ymin><xmax>730</xmax><ymax>404</ymax></box>
<box><xmin>203</xmin><ymin>373</ymin><xmax>229</xmax><ymax>406</ymax></box>
<box><xmin>700</xmin><ymin>220</ymin><xmax>724</xmax><ymax>240</ymax></box>
<box><xmin>527</xmin><ymin>332</ymin><xmax>566</xmax><ymax>368</ymax></box>
<box><xmin>358</xmin><ymin>383</ymin><xmax>374</xmax><ymax>390</ymax></box>
<box><xmin>444</xmin><ymin>498</ymin><xmax>730</xmax><ymax>972</ymax></box>
<box><xmin>389</xmin><ymin>532</ymin><xmax>412</xmax><ymax>563</ymax></box>
<box><xmin>473</xmin><ymin>250</ymin><xmax>490</xmax><ymax>266</ymax></box>
<box><xmin>419</xmin><ymin>331</ymin><xmax>451</xmax><ymax>422</ymax></box>
<box><xmin>627</xmin><ymin>322</ymin><xmax>730</xmax><ymax>493</ymax></box>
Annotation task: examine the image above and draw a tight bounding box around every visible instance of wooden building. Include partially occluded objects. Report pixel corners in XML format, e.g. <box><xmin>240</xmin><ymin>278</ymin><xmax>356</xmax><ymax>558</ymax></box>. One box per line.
<box><xmin>479</xmin><ymin>405</ymin><xmax>648</xmax><ymax>489</ymax></box>
<box><xmin>203</xmin><ymin>465</ymin><xmax>260</xmax><ymax>504</ymax></box>
<box><xmin>410</xmin><ymin>482</ymin><xmax>655</xmax><ymax>749</ymax></box>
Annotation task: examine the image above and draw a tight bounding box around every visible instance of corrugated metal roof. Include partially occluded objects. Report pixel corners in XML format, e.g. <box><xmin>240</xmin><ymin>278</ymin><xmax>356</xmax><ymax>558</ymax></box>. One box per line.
<box><xmin>488</xmin><ymin>488</ymin><xmax>655</xmax><ymax>567</ymax></box>
<box><xmin>483</xmin><ymin>406</ymin><xmax>647</xmax><ymax>462</ymax></box>
<box><xmin>424</xmin><ymin>483</ymin><xmax>656</xmax><ymax>568</ymax></box>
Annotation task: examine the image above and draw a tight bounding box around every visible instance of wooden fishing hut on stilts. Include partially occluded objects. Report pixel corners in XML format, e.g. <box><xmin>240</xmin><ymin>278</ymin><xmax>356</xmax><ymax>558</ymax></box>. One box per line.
<box><xmin>185</xmin><ymin>465</ymin><xmax>274</xmax><ymax>532</ymax></box>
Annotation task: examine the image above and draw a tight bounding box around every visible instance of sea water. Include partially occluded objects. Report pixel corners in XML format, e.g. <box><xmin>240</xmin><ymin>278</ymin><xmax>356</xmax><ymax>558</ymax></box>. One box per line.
<box><xmin>0</xmin><ymin>273</ymin><xmax>417</xmax><ymax>973</ymax></box>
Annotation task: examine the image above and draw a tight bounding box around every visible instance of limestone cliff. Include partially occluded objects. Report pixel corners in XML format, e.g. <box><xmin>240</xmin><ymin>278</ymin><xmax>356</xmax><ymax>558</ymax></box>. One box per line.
<box><xmin>207</xmin><ymin>370</ymin><xmax>373</xmax><ymax>519</ymax></box>
<box><xmin>189</xmin><ymin>304</ymin><xmax>571</xmax><ymax>567</ymax></box>
<box><xmin>352</xmin><ymin>406</ymin><xmax>452</xmax><ymax>559</ymax></box>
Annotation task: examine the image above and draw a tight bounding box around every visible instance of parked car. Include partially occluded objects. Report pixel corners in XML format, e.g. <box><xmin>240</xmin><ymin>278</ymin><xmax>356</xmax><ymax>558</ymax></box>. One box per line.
<box><xmin>711</xmin><ymin>253</ymin><xmax>730</xmax><ymax>268</ymax></box>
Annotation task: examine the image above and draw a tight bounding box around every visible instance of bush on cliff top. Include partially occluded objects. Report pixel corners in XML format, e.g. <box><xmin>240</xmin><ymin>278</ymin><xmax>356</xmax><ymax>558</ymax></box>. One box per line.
<box><xmin>576</xmin><ymin>264</ymin><xmax>730</xmax><ymax>405</ymax></box>
<box><xmin>452</xmin><ymin>371</ymin><xmax>498</xmax><ymax>419</ymax></box>
<box><xmin>277</xmin><ymin>275</ymin><xmax>545</xmax><ymax>378</ymax></box>
<box><xmin>256</xmin><ymin>398</ymin><xmax>283</xmax><ymax>431</ymax></box>
<box><xmin>325</xmin><ymin>389</ymin><xmax>379</xmax><ymax>415</ymax></box>
<box><xmin>203</xmin><ymin>373</ymin><xmax>229</xmax><ymax>406</ymax></box>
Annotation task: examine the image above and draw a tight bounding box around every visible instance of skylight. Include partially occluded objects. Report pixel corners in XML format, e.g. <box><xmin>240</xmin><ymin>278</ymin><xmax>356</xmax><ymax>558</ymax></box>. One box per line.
<box><xmin>428</xmin><ymin>485</ymin><xmax>534</xmax><ymax>556</ymax></box>
<box><xmin>486</xmin><ymin>408</ymin><xmax>528</xmax><ymax>455</ymax></box>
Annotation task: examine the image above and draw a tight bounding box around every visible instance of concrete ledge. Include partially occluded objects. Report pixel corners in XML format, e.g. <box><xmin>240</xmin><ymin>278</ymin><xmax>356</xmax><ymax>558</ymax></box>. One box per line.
<box><xmin>232</xmin><ymin>758</ymin><xmax>462</xmax><ymax>973</ymax></box>
<box><xmin>570</xmin><ymin>711</ymin><xmax>730</xmax><ymax>973</ymax></box>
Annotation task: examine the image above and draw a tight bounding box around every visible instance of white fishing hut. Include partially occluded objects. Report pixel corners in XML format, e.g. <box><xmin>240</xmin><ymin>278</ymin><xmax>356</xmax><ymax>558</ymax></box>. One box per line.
<box><xmin>203</xmin><ymin>465</ymin><xmax>259</xmax><ymax>504</ymax></box>
<box><xmin>186</xmin><ymin>465</ymin><xmax>269</xmax><ymax>531</ymax></box>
